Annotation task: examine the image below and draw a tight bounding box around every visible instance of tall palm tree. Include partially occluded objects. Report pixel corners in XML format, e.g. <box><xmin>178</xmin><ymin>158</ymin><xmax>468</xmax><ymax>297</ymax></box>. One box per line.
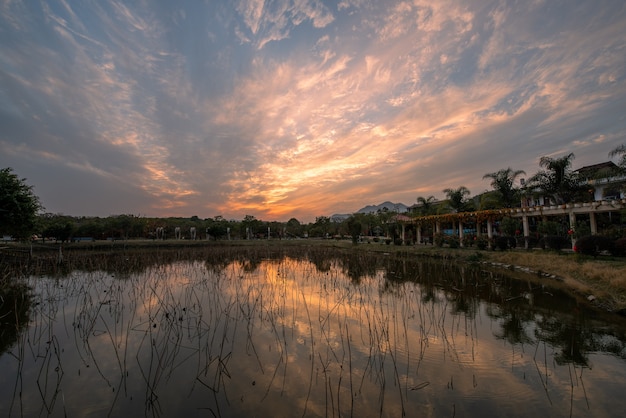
<box><xmin>442</xmin><ymin>186</ymin><xmax>471</xmax><ymax>212</ymax></box>
<box><xmin>609</xmin><ymin>144</ymin><xmax>626</xmax><ymax>195</ymax></box>
<box><xmin>527</xmin><ymin>153</ymin><xmax>583</xmax><ymax>204</ymax></box>
<box><xmin>482</xmin><ymin>167</ymin><xmax>526</xmax><ymax>208</ymax></box>
<box><xmin>416</xmin><ymin>195</ymin><xmax>436</xmax><ymax>215</ymax></box>
<box><xmin>609</xmin><ymin>144</ymin><xmax>626</xmax><ymax>172</ymax></box>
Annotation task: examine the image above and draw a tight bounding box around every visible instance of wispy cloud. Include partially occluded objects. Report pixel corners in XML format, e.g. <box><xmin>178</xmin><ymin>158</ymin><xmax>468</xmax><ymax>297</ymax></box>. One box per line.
<box><xmin>1</xmin><ymin>0</ymin><xmax>625</xmax><ymax>221</ymax></box>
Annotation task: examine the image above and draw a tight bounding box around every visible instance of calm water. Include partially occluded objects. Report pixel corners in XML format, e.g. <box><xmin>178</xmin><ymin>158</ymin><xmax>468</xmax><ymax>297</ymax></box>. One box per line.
<box><xmin>2</xmin><ymin>248</ymin><xmax>626</xmax><ymax>417</ymax></box>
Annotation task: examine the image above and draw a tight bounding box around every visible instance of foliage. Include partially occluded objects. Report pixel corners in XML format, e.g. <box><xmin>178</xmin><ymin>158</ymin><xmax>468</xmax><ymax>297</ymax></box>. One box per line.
<box><xmin>527</xmin><ymin>153</ymin><xmax>589</xmax><ymax>205</ymax></box>
<box><xmin>285</xmin><ymin>218</ymin><xmax>304</xmax><ymax>238</ymax></box>
<box><xmin>499</xmin><ymin>217</ymin><xmax>520</xmax><ymax>236</ymax></box>
<box><xmin>0</xmin><ymin>167</ymin><xmax>43</xmax><ymax>241</ymax></box>
<box><xmin>609</xmin><ymin>144</ymin><xmax>626</xmax><ymax>172</ymax></box>
<box><xmin>614</xmin><ymin>238</ymin><xmax>626</xmax><ymax>257</ymax></box>
<box><xmin>447</xmin><ymin>235</ymin><xmax>460</xmax><ymax>248</ymax></box>
<box><xmin>345</xmin><ymin>215</ymin><xmax>362</xmax><ymax>244</ymax></box>
<box><xmin>476</xmin><ymin>236</ymin><xmax>489</xmax><ymax>250</ymax></box>
<box><xmin>206</xmin><ymin>219</ymin><xmax>229</xmax><ymax>240</ymax></box>
<box><xmin>574</xmin><ymin>235</ymin><xmax>615</xmax><ymax>257</ymax></box>
<box><xmin>442</xmin><ymin>186</ymin><xmax>471</xmax><ymax>213</ymax></box>
<box><xmin>540</xmin><ymin>235</ymin><xmax>570</xmax><ymax>251</ymax></box>
<box><xmin>573</xmin><ymin>220</ymin><xmax>591</xmax><ymax>239</ymax></box>
<box><xmin>434</xmin><ymin>233</ymin><xmax>445</xmax><ymax>247</ymax></box>
<box><xmin>463</xmin><ymin>234</ymin><xmax>475</xmax><ymax>247</ymax></box>
<box><xmin>476</xmin><ymin>191</ymin><xmax>501</xmax><ymax>210</ymax></box>
<box><xmin>415</xmin><ymin>195</ymin><xmax>436</xmax><ymax>216</ymax></box>
<box><xmin>494</xmin><ymin>236</ymin><xmax>510</xmax><ymax>251</ymax></box>
<box><xmin>482</xmin><ymin>167</ymin><xmax>526</xmax><ymax>208</ymax></box>
<box><xmin>537</xmin><ymin>220</ymin><xmax>564</xmax><ymax>237</ymax></box>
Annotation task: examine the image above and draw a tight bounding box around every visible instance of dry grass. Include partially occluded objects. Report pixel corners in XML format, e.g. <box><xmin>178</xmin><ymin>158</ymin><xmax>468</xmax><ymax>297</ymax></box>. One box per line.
<box><xmin>454</xmin><ymin>249</ymin><xmax>626</xmax><ymax>310</ymax></box>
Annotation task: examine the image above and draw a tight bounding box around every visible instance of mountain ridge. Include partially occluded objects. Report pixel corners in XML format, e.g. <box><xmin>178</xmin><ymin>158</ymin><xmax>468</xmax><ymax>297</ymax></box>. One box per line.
<box><xmin>330</xmin><ymin>201</ymin><xmax>409</xmax><ymax>221</ymax></box>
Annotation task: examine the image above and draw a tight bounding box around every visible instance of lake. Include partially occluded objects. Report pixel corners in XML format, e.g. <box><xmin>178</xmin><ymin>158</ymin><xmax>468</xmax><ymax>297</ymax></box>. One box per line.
<box><xmin>1</xmin><ymin>246</ymin><xmax>626</xmax><ymax>417</ymax></box>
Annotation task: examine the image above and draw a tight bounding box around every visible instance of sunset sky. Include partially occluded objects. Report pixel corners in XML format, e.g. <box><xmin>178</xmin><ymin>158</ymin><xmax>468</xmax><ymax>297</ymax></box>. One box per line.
<box><xmin>1</xmin><ymin>1</ymin><xmax>625</xmax><ymax>223</ymax></box>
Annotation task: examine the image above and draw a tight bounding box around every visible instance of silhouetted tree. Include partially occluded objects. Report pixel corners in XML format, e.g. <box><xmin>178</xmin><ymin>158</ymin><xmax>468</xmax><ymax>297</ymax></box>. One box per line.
<box><xmin>415</xmin><ymin>195</ymin><xmax>436</xmax><ymax>215</ymax></box>
<box><xmin>527</xmin><ymin>153</ymin><xmax>586</xmax><ymax>204</ymax></box>
<box><xmin>443</xmin><ymin>186</ymin><xmax>471</xmax><ymax>212</ymax></box>
<box><xmin>0</xmin><ymin>167</ymin><xmax>42</xmax><ymax>241</ymax></box>
<box><xmin>483</xmin><ymin>167</ymin><xmax>526</xmax><ymax>208</ymax></box>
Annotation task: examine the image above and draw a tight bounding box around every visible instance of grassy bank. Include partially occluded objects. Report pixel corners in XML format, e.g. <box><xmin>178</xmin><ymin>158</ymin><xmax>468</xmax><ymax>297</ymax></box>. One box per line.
<box><xmin>3</xmin><ymin>238</ymin><xmax>626</xmax><ymax>313</ymax></box>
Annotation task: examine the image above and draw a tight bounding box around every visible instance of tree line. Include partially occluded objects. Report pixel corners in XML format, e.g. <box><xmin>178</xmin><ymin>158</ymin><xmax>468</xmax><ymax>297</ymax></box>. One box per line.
<box><xmin>2</xmin><ymin>145</ymin><xmax>625</xmax><ymax>243</ymax></box>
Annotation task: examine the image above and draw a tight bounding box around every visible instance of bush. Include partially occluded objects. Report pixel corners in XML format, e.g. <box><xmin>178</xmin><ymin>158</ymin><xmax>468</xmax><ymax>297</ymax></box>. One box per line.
<box><xmin>476</xmin><ymin>236</ymin><xmax>489</xmax><ymax>250</ymax></box>
<box><xmin>541</xmin><ymin>235</ymin><xmax>570</xmax><ymax>251</ymax></box>
<box><xmin>447</xmin><ymin>235</ymin><xmax>460</xmax><ymax>248</ymax></box>
<box><xmin>525</xmin><ymin>236</ymin><xmax>539</xmax><ymax>249</ymax></box>
<box><xmin>494</xmin><ymin>236</ymin><xmax>509</xmax><ymax>251</ymax></box>
<box><xmin>614</xmin><ymin>238</ymin><xmax>626</xmax><ymax>257</ymax></box>
<box><xmin>508</xmin><ymin>236</ymin><xmax>517</xmax><ymax>249</ymax></box>
<box><xmin>573</xmin><ymin>235</ymin><xmax>615</xmax><ymax>257</ymax></box>
<box><xmin>434</xmin><ymin>233</ymin><xmax>445</xmax><ymax>247</ymax></box>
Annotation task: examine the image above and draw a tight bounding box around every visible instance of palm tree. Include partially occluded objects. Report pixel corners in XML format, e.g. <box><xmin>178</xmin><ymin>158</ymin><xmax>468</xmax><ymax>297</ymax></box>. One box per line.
<box><xmin>609</xmin><ymin>144</ymin><xmax>626</xmax><ymax>195</ymax></box>
<box><xmin>443</xmin><ymin>186</ymin><xmax>471</xmax><ymax>212</ymax></box>
<box><xmin>527</xmin><ymin>153</ymin><xmax>584</xmax><ymax>204</ymax></box>
<box><xmin>609</xmin><ymin>144</ymin><xmax>626</xmax><ymax>172</ymax></box>
<box><xmin>482</xmin><ymin>167</ymin><xmax>526</xmax><ymax>208</ymax></box>
<box><xmin>416</xmin><ymin>195</ymin><xmax>436</xmax><ymax>215</ymax></box>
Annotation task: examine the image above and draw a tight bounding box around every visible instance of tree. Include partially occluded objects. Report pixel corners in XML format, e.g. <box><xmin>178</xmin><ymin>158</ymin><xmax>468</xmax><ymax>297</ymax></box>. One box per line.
<box><xmin>527</xmin><ymin>153</ymin><xmax>586</xmax><ymax>204</ymax></box>
<box><xmin>482</xmin><ymin>167</ymin><xmax>526</xmax><ymax>208</ymax></box>
<box><xmin>415</xmin><ymin>195</ymin><xmax>436</xmax><ymax>215</ymax></box>
<box><xmin>345</xmin><ymin>215</ymin><xmax>363</xmax><ymax>244</ymax></box>
<box><xmin>0</xmin><ymin>168</ymin><xmax>43</xmax><ymax>241</ymax></box>
<box><xmin>609</xmin><ymin>144</ymin><xmax>626</xmax><ymax>171</ymax></box>
<box><xmin>609</xmin><ymin>145</ymin><xmax>626</xmax><ymax>195</ymax></box>
<box><xmin>285</xmin><ymin>218</ymin><xmax>304</xmax><ymax>238</ymax></box>
<box><xmin>442</xmin><ymin>186</ymin><xmax>471</xmax><ymax>212</ymax></box>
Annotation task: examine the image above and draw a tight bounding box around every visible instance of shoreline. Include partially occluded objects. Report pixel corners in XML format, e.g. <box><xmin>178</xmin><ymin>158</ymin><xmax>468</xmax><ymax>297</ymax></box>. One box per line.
<box><xmin>4</xmin><ymin>238</ymin><xmax>626</xmax><ymax>315</ymax></box>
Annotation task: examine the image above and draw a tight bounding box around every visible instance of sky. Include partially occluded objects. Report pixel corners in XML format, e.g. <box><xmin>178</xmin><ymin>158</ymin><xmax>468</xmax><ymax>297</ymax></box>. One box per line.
<box><xmin>1</xmin><ymin>0</ymin><xmax>626</xmax><ymax>223</ymax></box>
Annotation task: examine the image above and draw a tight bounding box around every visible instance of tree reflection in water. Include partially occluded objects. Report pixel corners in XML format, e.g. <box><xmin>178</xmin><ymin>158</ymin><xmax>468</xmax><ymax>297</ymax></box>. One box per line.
<box><xmin>1</xmin><ymin>246</ymin><xmax>626</xmax><ymax>417</ymax></box>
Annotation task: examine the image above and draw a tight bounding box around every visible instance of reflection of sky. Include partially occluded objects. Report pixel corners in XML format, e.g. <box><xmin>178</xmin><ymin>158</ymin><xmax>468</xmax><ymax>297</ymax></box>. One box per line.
<box><xmin>1</xmin><ymin>258</ymin><xmax>626</xmax><ymax>416</ymax></box>
<box><xmin>1</xmin><ymin>1</ymin><xmax>626</xmax><ymax>222</ymax></box>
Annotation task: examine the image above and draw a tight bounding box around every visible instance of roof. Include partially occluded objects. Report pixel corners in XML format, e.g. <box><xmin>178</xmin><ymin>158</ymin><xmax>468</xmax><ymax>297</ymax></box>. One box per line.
<box><xmin>576</xmin><ymin>161</ymin><xmax>617</xmax><ymax>176</ymax></box>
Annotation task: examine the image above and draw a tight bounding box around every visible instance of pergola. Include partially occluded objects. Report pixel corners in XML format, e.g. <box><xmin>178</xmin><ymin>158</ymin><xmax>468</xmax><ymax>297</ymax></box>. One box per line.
<box><xmin>398</xmin><ymin>199</ymin><xmax>626</xmax><ymax>249</ymax></box>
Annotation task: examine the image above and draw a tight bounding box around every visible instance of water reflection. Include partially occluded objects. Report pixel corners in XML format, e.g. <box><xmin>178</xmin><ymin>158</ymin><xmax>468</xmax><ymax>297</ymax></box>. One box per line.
<box><xmin>1</xmin><ymin>248</ymin><xmax>626</xmax><ymax>417</ymax></box>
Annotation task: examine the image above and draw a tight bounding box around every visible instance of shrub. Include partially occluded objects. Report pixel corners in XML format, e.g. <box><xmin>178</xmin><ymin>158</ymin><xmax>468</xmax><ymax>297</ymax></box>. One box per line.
<box><xmin>508</xmin><ymin>236</ymin><xmax>517</xmax><ymax>249</ymax></box>
<box><xmin>447</xmin><ymin>235</ymin><xmax>460</xmax><ymax>248</ymax></box>
<box><xmin>525</xmin><ymin>236</ymin><xmax>539</xmax><ymax>250</ymax></box>
<box><xmin>573</xmin><ymin>235</ymin><xmax>615</xmax><ymax>257</ymax></box>
<box><xmin>476</xmin><ymin>236</ymin><xmax>489</xmax><ymax>250</ymax></box>
<box><xmin>614</xmin><ymin>238</ymin><xmax>626</xmax><ymax>257</ymax></box>
<box><xmin>542</xmin><ymin>235</ymin><xmax>570</xmax><ymax>251</ymax></box>
<box><xmin>434</xmin><ymin>233</ymin><xmax>445</xmax><ymax>247</ymax></box>
<box><xmin>494</xmin><ymin>236</ymin><xmax>509</xmax><ymax>251</ymax></box>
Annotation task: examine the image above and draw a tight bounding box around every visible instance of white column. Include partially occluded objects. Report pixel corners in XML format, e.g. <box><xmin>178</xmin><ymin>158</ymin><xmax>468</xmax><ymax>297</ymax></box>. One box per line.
<box><xmin>487</xmin><ymin>219</ymin><xmax>493</xmax><ymax>249</ymax></box>
<box><xmin>569</xmin><ymin>211</ymin><xmax>576</xmax><ymax>249</ymax></box>
<box><xmin>522</xmin><ymin>215</ymin><xmax>530</xmax><ymax>249</ymax></box>
<box><xmin>459</xmin><ymin>220</ymin><xmax>464</xmax><ymax>247</ymax></box>
<box><xmin>590</xmin><ymin>212</ymin><xmax>597</xmax><ymax>235</ymax></box>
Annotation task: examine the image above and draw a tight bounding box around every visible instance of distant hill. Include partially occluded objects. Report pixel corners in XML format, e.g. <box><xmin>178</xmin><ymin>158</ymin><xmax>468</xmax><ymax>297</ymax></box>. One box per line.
<box><xmin>357</xmin><ymin>201</ymin><xmax>409</xmax><ymax>214</ymax></box>
<box><xmin>330</xmin><ymin>201</ymin><xmax>409</xmax><ymax>221</ymax></box>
